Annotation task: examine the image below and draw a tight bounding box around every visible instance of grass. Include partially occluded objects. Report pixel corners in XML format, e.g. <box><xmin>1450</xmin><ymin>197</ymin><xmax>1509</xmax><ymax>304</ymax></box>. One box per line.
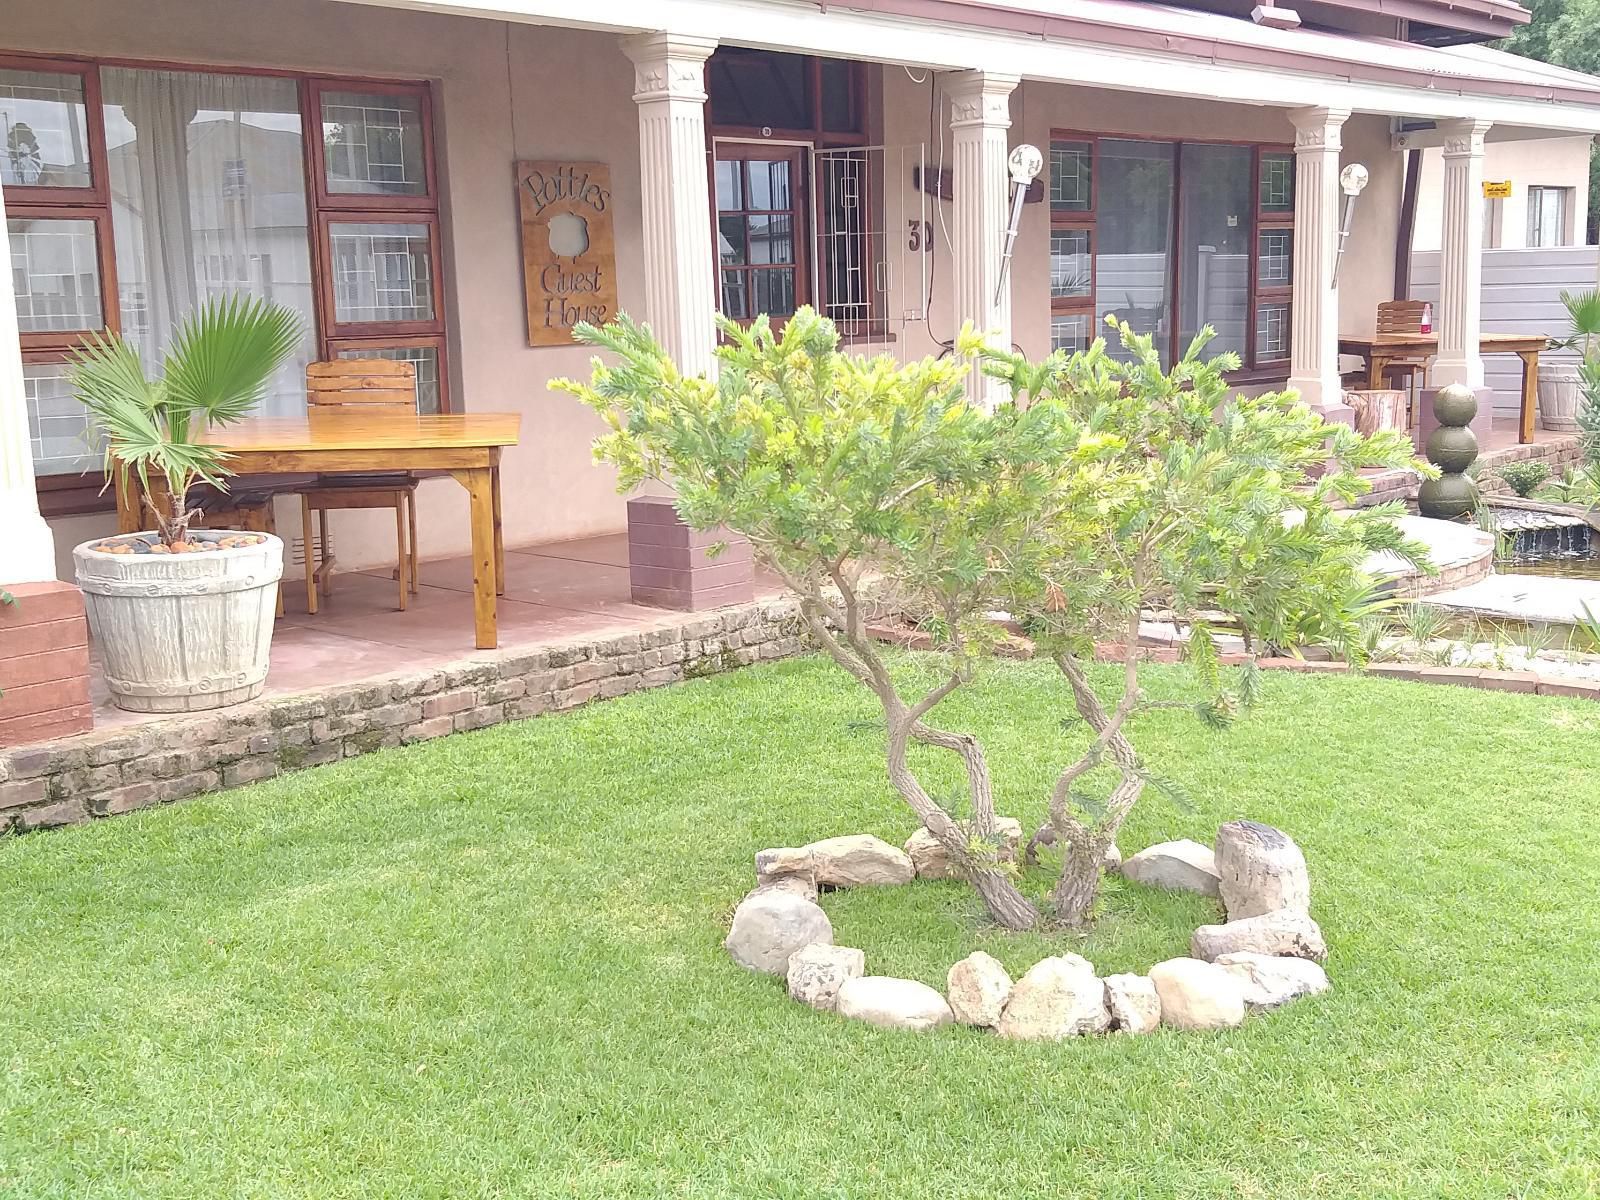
<box><xmin>3</xmin><ymin>655</ymin><xmax>1600</xmax><ymax>1198</ymax></box>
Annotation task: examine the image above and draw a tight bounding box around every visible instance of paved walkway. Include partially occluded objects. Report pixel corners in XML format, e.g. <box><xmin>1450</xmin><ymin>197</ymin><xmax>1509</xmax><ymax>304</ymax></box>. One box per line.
<box><xmin>1426</xmin><ymin>573</ymin><xmax>1600</xmax><ymax>625</ymax></box>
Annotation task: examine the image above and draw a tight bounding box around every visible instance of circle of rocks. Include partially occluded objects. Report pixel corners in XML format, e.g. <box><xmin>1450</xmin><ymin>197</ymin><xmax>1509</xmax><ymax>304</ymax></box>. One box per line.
<box><xmin>724</xmin><ymin>820</ymin><xmax>1330</xmax><ymax>1037</ymax></box>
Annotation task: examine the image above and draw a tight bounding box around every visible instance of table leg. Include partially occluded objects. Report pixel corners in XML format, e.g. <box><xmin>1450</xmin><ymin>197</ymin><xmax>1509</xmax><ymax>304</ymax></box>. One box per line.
<box><xmin>452</xmin><ymin>467</ymin><xmax>498</xmax><ymax>649</ymax></box>
<box><xmin>1367</xmin><ymin>353</ymin><xmax>1385</xmax><ymax>392</ymax></box>
<box><xmin>1518</xmin><ymin>350</ymin><xmax>1538</xmax><ymax>445</ymax></box>
<box><xmin>491</xmin><ymin>464</ymin><xmax>505</xmax><ymax>598</ymax></box>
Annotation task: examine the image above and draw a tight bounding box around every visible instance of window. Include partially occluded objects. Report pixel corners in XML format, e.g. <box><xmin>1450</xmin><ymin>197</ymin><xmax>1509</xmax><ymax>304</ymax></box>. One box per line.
<box><xmin>1050</xmin><ymin>133</ymin><xmax>1293</xmax><ymax>371</ymax></box>
<box><xmin>1527</xmin><ymin>186</ymin><xmax>1570</xmax><ymax>248</ymax></box>
<box><xmin>706</xmin><ymin>49</ymin><xmax>872</xmax><ymax>332</ymax></box>
<box><xmin>0</xmin><ymin>54</ymin><xmax>446</xmax><ymax>514</ymax></box>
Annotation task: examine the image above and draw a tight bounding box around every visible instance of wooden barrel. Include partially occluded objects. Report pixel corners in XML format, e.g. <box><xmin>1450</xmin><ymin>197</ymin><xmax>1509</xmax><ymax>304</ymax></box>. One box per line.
<box><xmin>74</xmin><ymin>533</ymin><xmax>284</xmax><ymax>713</ymax></box>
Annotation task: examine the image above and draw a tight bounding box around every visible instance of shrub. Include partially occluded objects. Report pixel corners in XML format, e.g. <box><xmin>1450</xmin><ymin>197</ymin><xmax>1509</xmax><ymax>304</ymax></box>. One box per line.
<box><xmin>1496</xmin><ymin>461</ymin><xmax>1552</xmax><ymax>498</ymax></box>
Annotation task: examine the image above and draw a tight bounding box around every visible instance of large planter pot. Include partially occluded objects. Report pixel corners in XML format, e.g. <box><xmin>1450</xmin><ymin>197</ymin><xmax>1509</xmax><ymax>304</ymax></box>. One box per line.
<box><xmin>74</xmin><ymin>531</ymin><xmax>284</xmax><ymax>713</ymax></box>
<box><xmin>1538</xmin><ymin>362</ymin><xmax>1583</xmax><ymax>432</ymax></box>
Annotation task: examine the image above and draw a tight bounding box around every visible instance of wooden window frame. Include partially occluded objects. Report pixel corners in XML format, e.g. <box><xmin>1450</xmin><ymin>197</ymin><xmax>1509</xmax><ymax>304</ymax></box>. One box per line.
<box><xmin>1</xmin><ymin>52</ymin><xmax>452</xmax><ymax>513</ymax></box>
<box><xmin>1048</xmin><ymin>130</ymin><xmax>1297</xmax><ymax>379</ymax></box>
<box><xmin>1252</xmin><ymin>146</ymin><xmax>1295</xmax><ymax>369</ymax></box>
<box><xmin>705</xmin><ymin>50</ymin><xmax>873</xmax><ymax>332</ymax></box>
<box><xmin>712</xmin><ymin>142</ymin><xmax>812</xmax><ymax>330</ymax></box>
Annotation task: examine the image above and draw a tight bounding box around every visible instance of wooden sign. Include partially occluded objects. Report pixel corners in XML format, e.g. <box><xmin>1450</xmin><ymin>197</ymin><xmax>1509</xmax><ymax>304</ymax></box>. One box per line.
<box><xmin>1483</xmin><ymin>180</ymin><xmax>1513</xmax><ymax>199</ymax></box>
<box><xmin>517</xmin><ymin>161</ymin><xmax>617</xmax><ymax>347</ymax></box>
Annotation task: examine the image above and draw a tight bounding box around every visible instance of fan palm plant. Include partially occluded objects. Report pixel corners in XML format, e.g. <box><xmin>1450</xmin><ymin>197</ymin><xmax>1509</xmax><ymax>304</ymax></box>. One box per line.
<box><xmin>68</xmin><ymin>294</ymin><xmax>301</xmax><ymax>547</ymax></box>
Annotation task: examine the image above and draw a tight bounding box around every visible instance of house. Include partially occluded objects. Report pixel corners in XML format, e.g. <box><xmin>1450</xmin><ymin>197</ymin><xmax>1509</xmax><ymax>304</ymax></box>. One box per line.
<box><xmin>1411</xmin><ymin>135</ymin><xmax>1594</xmax><ymax>250</ymax></box>
<box><xmin>5</xmin><ymin>0</ymin><xmax>1600</xmax><ymax>593</ymax></box>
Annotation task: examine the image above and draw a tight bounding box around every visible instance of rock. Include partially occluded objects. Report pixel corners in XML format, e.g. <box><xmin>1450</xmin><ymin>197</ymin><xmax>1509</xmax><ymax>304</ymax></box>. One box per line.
<box><xmin>751</xmin><ymin>875</ymin><xmax>819</xmax><ymax>904</ymax></box>
<box><xmin>1214</xmin><ymin>820</ymin><xmax>1311</xmax><ymax>920</ymax></box>
<box><xmin>1216</xmin><ymin>951</ymin><xmax>1330</xmax><ymax>1011</ymax></box>
<box><xmin>1103</xmin><ymin>973</ymin><xmax>1161</xmax><ymax>1034</ymax></box>
<box><xmin>755</xmin><ymin>846</ymin><xmax>816</xmax><ymax>888</ymax></box>
<box><xmin>724</xmin><ymin>889</ymin><xmax>833</xmax><ymax>975</ymax></box>
<box><xmin>946</xmin><ymin>951</ymin><xmax>1013</xmax><ymax>1027</ymax></box>
<box><xmin>1191</xmin><ymin>907</ymin><xmax>1327</xmax><ymax>964</ymax></box>
<box><xmin>805</xmin><ymin>834</ymin><xmax>916</xmax><ymax>887</ymax></box>
<box><xmin>997</xmin><ymin>955</ymin><xmax>1110</xmax><ymax>1040</ymax></box>
<box><xmin>787</xmin><ymin>943</ymin><xmax>866</xmax><ymax>1011</ymax></box>
<box><xmin>1148</xmin><ymin>957</ymin><xmax>1247</xmax><ymax>1031</ymax></box>
<box><xmin>835</xmin><ymin>976</ymin><xmax>953</xmax><ymax>1031</ymax></box>
<box><xmin>1102</xmin><ymin>843</ymin><xmax>1123</xmax><ymax>873</ymax></box>
<box><xmin>903</xmin><ymin>818</ymin><xmax>1023</xmax><ymax>880</ymax></box>
<box><xmin>1120</xmin><ymin>839</ymin><xmax>1221</xmax><ymax>896</ymax></box>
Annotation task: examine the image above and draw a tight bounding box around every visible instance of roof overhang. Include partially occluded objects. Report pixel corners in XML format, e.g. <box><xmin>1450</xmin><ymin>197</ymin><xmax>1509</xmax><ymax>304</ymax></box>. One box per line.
<box><xmin>325</xmin><ymin>0</ymin><xmax>1600</xmax><ymax>134</ymax></box>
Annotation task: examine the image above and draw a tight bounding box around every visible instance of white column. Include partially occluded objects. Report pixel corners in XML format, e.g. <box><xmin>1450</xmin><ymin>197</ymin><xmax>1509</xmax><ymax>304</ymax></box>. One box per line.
<box><xmin>1434</xmin><ymin>119</ymin><xmax>1493</xmax><ymax>390</ymax></box>
<box><xmin>1287</xmin><ymin>106</ymin><xmax>1352</xmax><ymax>421</ymax></box>
<box><xmin>621</xmin><ymin>32</ymin><xmax>719</xmax><ymax>379</ymax></box>
<box><xmin>0</xmin><ymin>185</ymin><xmax>58</xmax><ymax>583</ymax></box>
<box><xmin>947</xmin><ymin>69</ymin><xmax>1018</xmax><ymax>409</ymax></box>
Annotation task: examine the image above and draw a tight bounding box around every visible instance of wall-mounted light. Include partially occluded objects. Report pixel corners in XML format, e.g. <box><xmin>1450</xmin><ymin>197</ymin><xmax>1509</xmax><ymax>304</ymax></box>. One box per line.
<box><xmin>995</xmin><ymin>143</ymin><xmax>1043</xmax><ymax>306</ymax></box>
<box><xmin>1332</xmin><ymin>162</ymin><xmax>1369</xmax><ymax>287</ymax></box>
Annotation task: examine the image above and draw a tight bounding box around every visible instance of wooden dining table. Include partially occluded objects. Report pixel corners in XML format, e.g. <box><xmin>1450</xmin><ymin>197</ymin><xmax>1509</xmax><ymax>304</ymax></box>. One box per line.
<box><xmin>1337</xmin><ymin>331</ymin><xmax>1550</xmax><ymax>444</ymax></box>
<box><xmin>115</xmin><ymin>411</ymin><xmax>523</xmax><ymax>650</ymax></box>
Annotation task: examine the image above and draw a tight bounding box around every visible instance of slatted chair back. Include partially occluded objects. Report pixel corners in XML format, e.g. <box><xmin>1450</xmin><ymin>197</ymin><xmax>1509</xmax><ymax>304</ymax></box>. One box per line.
<box><xmin>1376</xmin><ymin>300</ymin><xmax>1429</xmax><ymax>338</ymax></box>
<box><xmin>306</xmin><ymin>360</ymin><xmax>417</xmax><ymax>412</ymax></box>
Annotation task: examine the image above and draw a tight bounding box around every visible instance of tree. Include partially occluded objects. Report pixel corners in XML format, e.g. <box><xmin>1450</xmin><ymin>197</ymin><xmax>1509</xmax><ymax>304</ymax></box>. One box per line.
<box><xmin>976</xmin><ymin>323</ymin><xmax>1426</xmax><ymax>924</ymax></box>
<box><xmin>1505</xmin><ymin>0</ymin><xmax>1600</xmax><ymax>242</ymax></box>
<box><xmin>561</xmin><ymin>310</ymin><xmax>1424</xmax><ymax>931</ymax></box>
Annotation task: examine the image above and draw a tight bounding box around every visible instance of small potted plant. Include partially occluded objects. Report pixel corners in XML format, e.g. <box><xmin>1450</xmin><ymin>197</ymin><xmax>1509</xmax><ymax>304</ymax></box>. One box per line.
<box><xmin>1539</xmin><ymin>288</ymin><xmax>1600</xmax><ymax>432</ymax></box>
<box><xmin>69</xmin><ymin>295</ymin><xmax>301</xmax><ymax>713</ymax></box>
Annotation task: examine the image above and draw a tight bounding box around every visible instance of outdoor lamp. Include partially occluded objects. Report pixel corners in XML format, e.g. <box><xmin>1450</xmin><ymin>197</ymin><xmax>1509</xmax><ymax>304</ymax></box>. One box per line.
<box><xmin>995</xmin><ymin>143</ymin><xmax>1044</xmax><ymax>305</ymax></box>
<box><xmin>1333</xmin><ymin>162</ymin><xmax>1370</xmax><ymax>286</ymax></box>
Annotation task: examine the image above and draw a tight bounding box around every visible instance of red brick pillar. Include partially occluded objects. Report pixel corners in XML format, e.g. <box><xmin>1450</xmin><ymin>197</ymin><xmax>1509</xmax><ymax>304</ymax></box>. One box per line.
<box><xmin>626</xmin><ymin>496</ymin><xmax>754</xmax><ymax>611</ymax></box>
<box><xmin>0</xmin><ymin>580</ymin><xmax>93</xmax><ymax>745</ymax></box>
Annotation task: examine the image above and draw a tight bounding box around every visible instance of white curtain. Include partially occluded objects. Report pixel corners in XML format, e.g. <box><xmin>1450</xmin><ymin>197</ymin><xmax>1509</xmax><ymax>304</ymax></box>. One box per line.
<box><xmin>102</xmin><ymin>68</ymin><xmax>315</xmax><ymax>416</ymax></box>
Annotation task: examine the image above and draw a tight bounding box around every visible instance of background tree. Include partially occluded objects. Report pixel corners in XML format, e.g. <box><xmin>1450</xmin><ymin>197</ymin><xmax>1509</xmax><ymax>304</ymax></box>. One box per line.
<box><xmin>1505</xmin><ymin>0</ymin><xmax>1600</xmax><ymax>242</ymax></box>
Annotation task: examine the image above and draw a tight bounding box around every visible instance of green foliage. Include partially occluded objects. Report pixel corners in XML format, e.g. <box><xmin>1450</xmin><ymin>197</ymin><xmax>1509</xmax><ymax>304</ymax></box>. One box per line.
<box><xmin>69</xmin><ymin>293</ymin><xmax>301</xmax><ymax>545</ymax></box>
<box><xmin>1537</xmin><ymin>466</ymin><xmax>1600</xmax><ymax>504</ymax></box>
<box><xmin>1497</xmin><ymin>460</ymin><xmax>1552</xmax><ymax>498</ymax></box>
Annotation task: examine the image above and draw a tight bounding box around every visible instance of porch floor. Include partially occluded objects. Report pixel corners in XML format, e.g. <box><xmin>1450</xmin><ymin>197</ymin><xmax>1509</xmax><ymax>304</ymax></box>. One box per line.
<box><xmin>88</xmin><ymin>533</ymin><xmax>785</xmax><ymax>734</ymax></box>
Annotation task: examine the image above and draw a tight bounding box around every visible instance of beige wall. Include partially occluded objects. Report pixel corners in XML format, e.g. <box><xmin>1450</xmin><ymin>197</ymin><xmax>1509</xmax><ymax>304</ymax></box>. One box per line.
<box><xmin>10</xmin><ymin>0</ymin><xmax>638</xmax><ymax>578</ymax></box>
<box><xmin>1411</xmin><ymin>135</ymin><xmax>1594</xmax><ymax>251</ymax></box>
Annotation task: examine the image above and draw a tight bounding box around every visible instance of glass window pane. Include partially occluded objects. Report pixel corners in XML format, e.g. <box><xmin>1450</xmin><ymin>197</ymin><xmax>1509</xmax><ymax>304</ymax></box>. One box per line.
<box><xmin>1095</xmin><ymin>139</ymin><xmax>1175</xmax><ymax>365</ymax></box>
<box><xmin>328</xmin><ymin>221</ymin><xmax>434</xmax><ymax>323</ymax></box>
<box><xmin>1260</xmin><ymin>151</ymin><xmax>1294</xmax><ymax>213</ymax></box>
<box><xmin>751</xmin><ymin>266</ymin><xmax>796</xmax><ymax>317</ymax></box>
<box><xmin>820</xmin><ymin>59</ymin><xmax>856</xmax><ymax>133</ymax></box>
<box><xmin>715</xmin><ymin>159</ymin><xmax>743</xmax><ymax>211</ymax></box>
<box><xmin>720</xmin><ymin>269</ymin><xmax>748</xmax><ymax>319</ymax></box>
<box><xmin>1256</xmin><ymin>301</ymin><xmax>1289</xmax><ymax>361</ymax></box>
<box><xmin>24</xmin><ymin>361</ymin><xmax>101</xmax><ymax>476</ymax></box>
<box><xmin>103</xmin><ymin>68</ymin><xmax>315</xmax><ymax>417</ymax></box>
<box><xmin>8</xmin><ymin>217</ymin><xmax>102</xmax><ymax>333</ymax></box>
<box><xmin>1051</xmin><ymin>313</ymin><xmax>1090</xmax><ymax>355</ymax></box>
<box><xmin>321</xmin><ymin>89</ymin><xmax>428</xmax><ymax>197</ymax></box>
<box><xmin>334</xmin><ymin>344</ymin><xmax>439</xmax><ymax>413</ymax></box>
<box><xmin>708</xmin><ymin>49</ymin><xmax>811</xmax><ymax>130</ymax></box>
<box><xmin>1258</xmin><ymin>228</ymin><xmax>1293</xmax><ymax>286</ymax></box>
<box><xmin>718</xmin><ymin>215</ymin><xmax>746</xmax><ymax>265</ymax></box>
<box><xmin>0</xmin><ymin>67</ymin><xmax>91</xmax><ymax>188</ymax></box>
<box><xmin>1050</xmin><ymin>229</ymin><xmax>1091</xmax><ymax>299</ymax></box>
<box><xmin>747</xmin><ymin>214</ymin><xmax>793</xmax><ymax>265</ymax></box>
<box><xmin>1178</xmin><ymin>142</ymin><xmax>1251</xmax><ymax>361</ymax></box>
<box><xmin>746</xmin><ymin>159</ymin><xmax>792</xmax><ymax>211</ymax></box>
<box><xmin>1050</xmin><ymin>140</ymin><xmax>1092</xmax><ymax>212</ymax></box>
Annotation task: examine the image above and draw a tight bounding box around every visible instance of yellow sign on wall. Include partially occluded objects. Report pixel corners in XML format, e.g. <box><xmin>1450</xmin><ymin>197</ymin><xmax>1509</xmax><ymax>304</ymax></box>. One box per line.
<box><xmin>1482</xmin><ymin>180</ymin><xmax>1513</xmax><ymax>199</ymax></box>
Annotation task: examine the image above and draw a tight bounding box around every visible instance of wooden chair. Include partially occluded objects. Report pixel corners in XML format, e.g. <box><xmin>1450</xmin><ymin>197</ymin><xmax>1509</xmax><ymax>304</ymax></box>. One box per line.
<box><xmin>298</xmin><ymin>360</ymin><xmax>421</xmax><ymax>615</ymax></box>
<box><xmin>1375</xmin><ymin>299</ymin><xmax>1433</xmax><ymax>421</ymax></box>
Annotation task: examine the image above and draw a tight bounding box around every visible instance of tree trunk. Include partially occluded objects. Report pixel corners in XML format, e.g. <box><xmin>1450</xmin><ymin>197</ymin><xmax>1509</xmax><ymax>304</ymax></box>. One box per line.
<box><xmin>971</xmin><ymin>867</ymin><xmax>1042</xmax><ymax>931</ymax></box>
<box><xmin>1052</xmin><ymin>837</ymin><xmax>1104</xmax><ymax>927</ymax></box>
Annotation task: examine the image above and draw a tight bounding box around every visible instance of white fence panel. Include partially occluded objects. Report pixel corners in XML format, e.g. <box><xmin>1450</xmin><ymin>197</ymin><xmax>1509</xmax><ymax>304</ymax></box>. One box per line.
<box><xmin>1411</xmin><ymin>246</ymin><xmax>1600</xmax><ymax>418</ymax></box>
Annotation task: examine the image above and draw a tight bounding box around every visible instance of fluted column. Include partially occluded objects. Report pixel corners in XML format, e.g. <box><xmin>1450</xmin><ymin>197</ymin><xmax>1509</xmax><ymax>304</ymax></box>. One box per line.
<box><xmin>1287</xmin><ymin>106</ymin><xmax>1352</xmax><ymax>422</ymax></box>
<box><xmin>621</xmin><ymin>32</ymin><xmax>719</xmax><ymax>379</ymax></box>
<box><xmin>947</xmin><ymin>70</ymin><xmax>1019</xmax><ymax>410</ymax></box>
<box><xmin>0</xmin><ymin>184</ymin><xmax>58</xmax><ymax>583</ymax></box>
<box><xmin>1434</xmin><ymin>119</ymin><xmax>1492</xmax><ymax>390</ymax></box>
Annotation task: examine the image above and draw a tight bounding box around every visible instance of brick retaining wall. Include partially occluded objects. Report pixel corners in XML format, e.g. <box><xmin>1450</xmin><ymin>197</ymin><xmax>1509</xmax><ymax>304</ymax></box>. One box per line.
<box><xmin>0</xmin><ymin>600</ymin><xmax>808</xmax><ymax>834</ymax></box>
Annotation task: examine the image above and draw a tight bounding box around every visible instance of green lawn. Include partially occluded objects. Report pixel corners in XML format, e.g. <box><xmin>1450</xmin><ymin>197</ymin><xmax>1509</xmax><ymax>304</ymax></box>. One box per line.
<box><xmin>3</xmin><ymin>655</ymin><xmax>1600</xmax><ymax>1198</ymax></box>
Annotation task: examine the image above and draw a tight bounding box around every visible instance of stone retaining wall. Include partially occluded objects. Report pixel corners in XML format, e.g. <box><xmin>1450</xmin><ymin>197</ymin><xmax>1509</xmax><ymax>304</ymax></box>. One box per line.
<box><xmin>0</xmin><ymin>600</ymin><xmax>808</xmax><ymax>835</ymax></box>
<box><xmin>1354</xmin><ymin>434</ymin><xmax>1584</xmax><ymax>508</ymax></box>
